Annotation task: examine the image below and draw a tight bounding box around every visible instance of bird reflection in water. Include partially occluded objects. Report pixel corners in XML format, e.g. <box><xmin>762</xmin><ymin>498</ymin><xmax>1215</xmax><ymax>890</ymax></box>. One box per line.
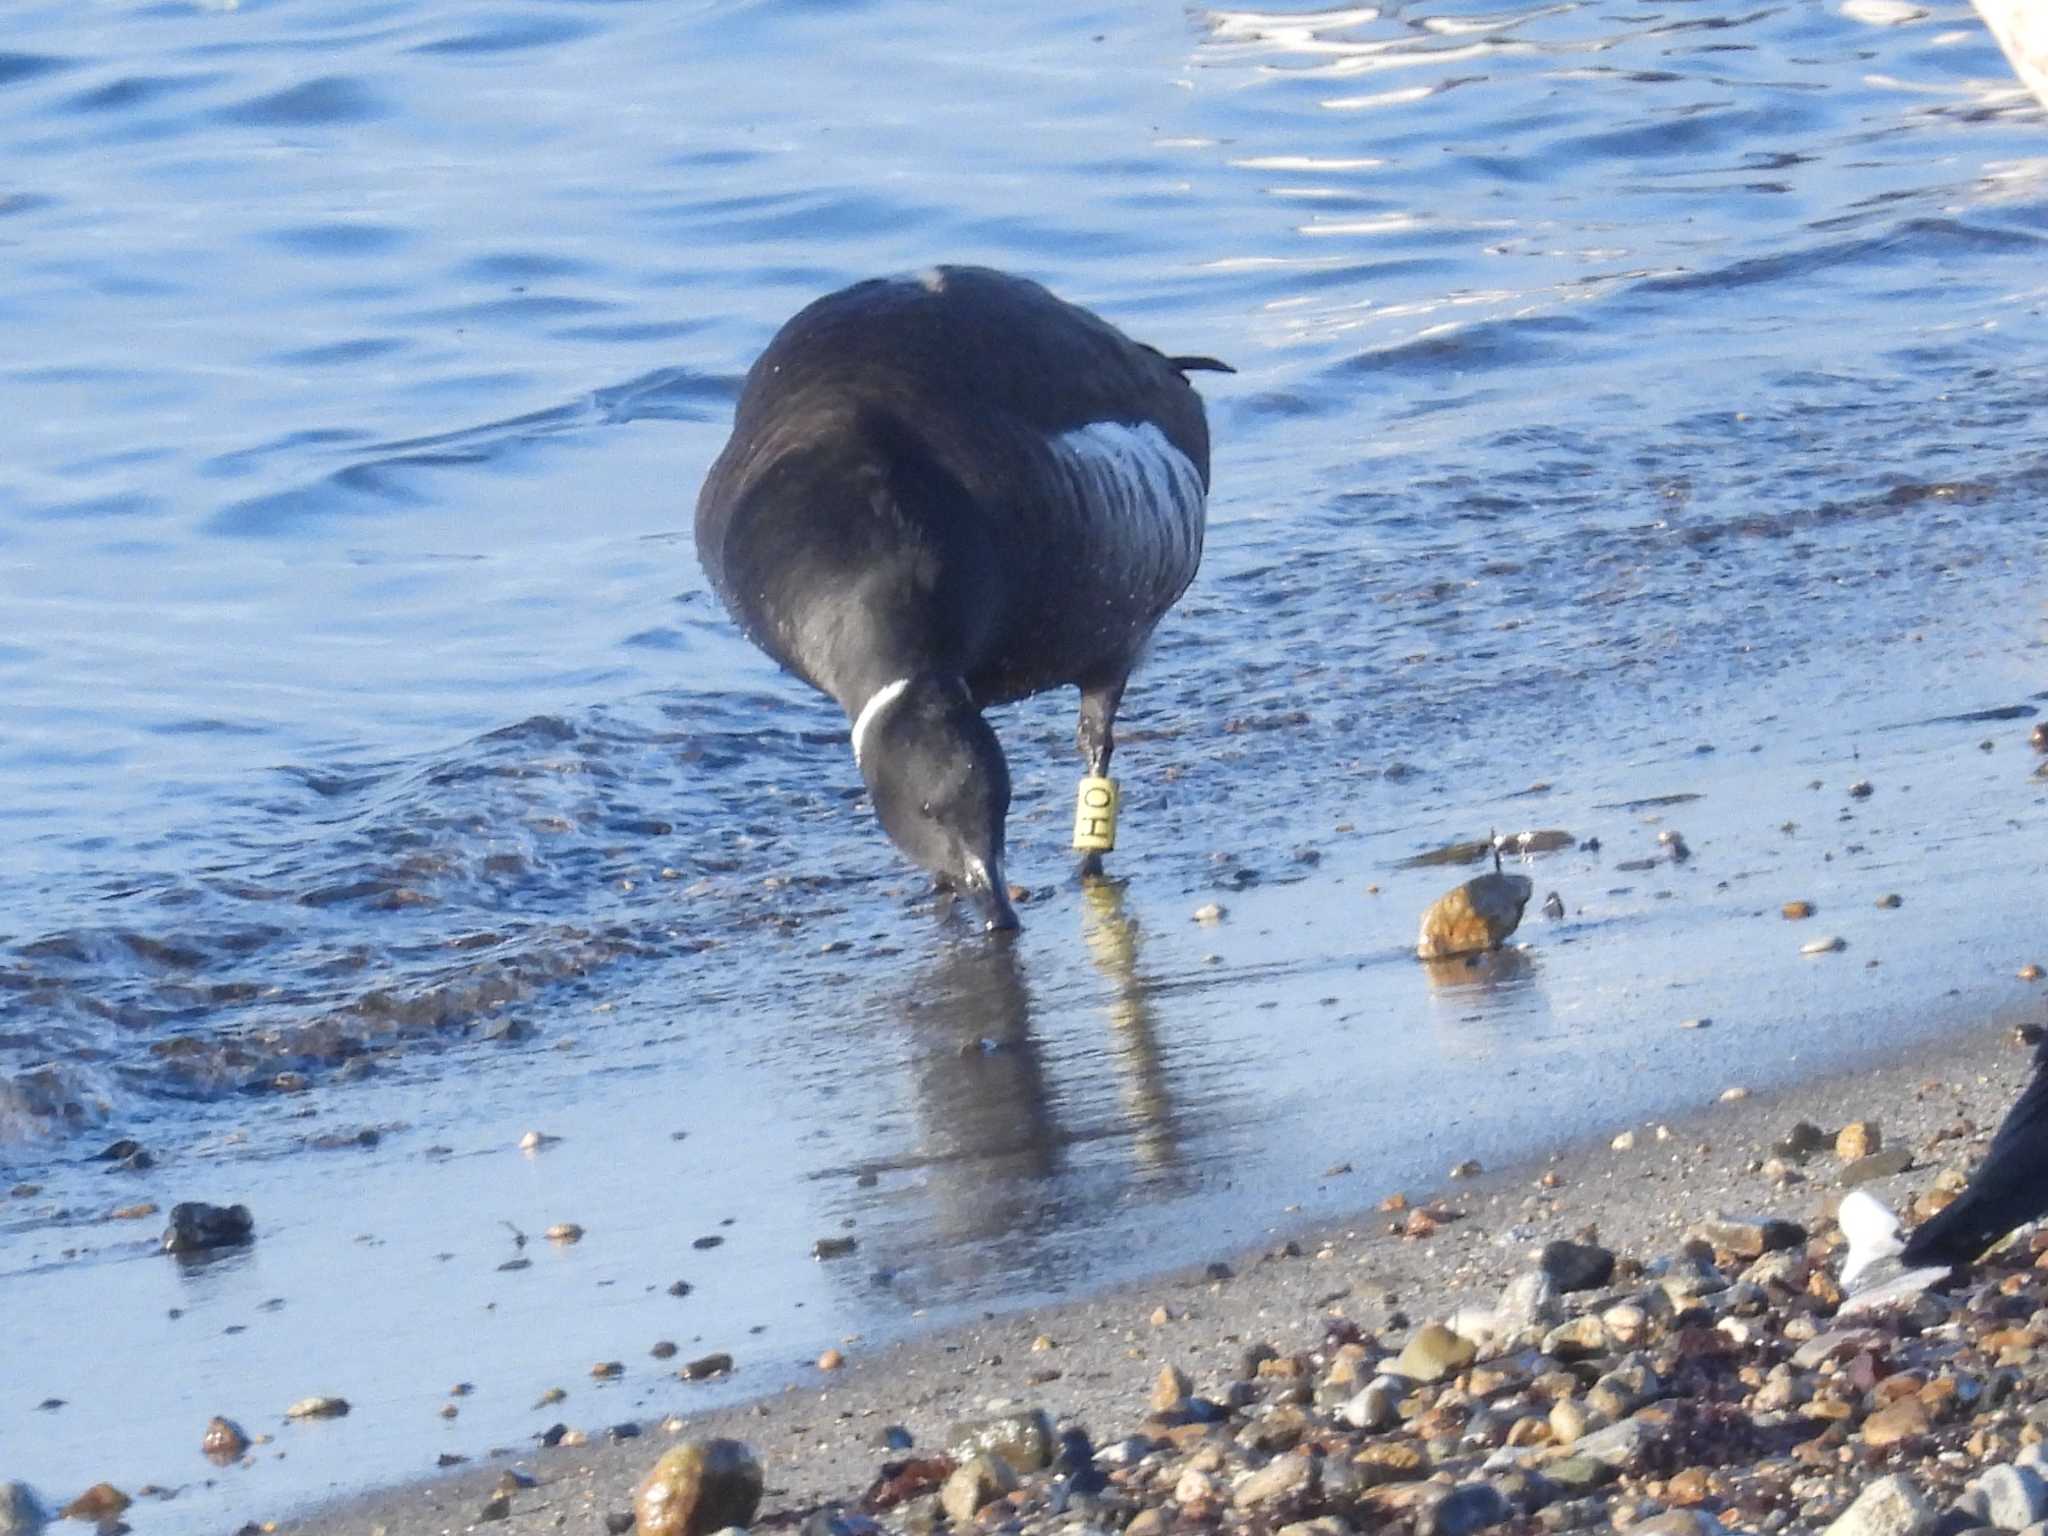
<box><xmin>886</xmin><ymin>882</ymin><xmax>1184</xmax><ymax>1298</ymax></box>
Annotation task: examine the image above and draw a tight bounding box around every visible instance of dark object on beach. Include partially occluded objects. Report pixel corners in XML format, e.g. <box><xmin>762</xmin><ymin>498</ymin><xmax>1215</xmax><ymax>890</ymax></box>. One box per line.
<box><xmin>161</xmin><ymin>1201</ymin><xmax>254</xmax><ymax>1255</ymax></box>
<box><xmin>1417</xmin><ymin>870</ymin><xmax>1533</xmax><ymax>960</ymax></box>
<box><xmin>203</xmin><ymin>1415</ymin><xmax>251</xmax><ymax>1465</ymax></box>
<box><xmin>1900</xmin><ymin>1033</ymin><xmax>2048</xmax><ymax>1271</ymax></box>
<box><xmin>812</xmin><ymin>1235</ymin><xmax>858</xmax><ymax>1261</ymax></box>
<box><xmin>679</xmin><ymin>1351</ymin><xmax>733</xmax><ymax>1381</ymax></box>
<box><xmin>694</xmin><ymin>267</ymin><xmax>1223</xmax><ymax>930</ymax></box>
<box><xmin>1539</xmin><ymin>1238</ymin><xmax>1616</xmax><ymax>1293</ymax></box>
<box><xmin>2033</xmin><ymin>719</ymin><xmax>2047</xmax><ymax>752</ymax></box>
<box><xmin>634</xmin><ymin>1438</ymin><xmax>764</xmax><ymax>1536</ymax></box>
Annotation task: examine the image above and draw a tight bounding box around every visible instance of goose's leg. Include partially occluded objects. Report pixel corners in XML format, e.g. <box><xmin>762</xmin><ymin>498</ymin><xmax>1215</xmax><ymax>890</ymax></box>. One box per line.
<box><xmin>1074</xmin><ymin>678</ymin><xmax>1127</xmax><ymax>878</ymax></box>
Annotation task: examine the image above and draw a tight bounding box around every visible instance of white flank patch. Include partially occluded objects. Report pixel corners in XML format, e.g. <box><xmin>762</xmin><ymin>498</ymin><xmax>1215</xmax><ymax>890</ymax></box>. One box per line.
<box><xmin>851</xmin><ymin>677</ymin><xmax>912</xmax><ymax>768</ymax></box>
<box><xmin>1838</xmin><ymin>1188</ymin><xmax>1907</xmax><ymax>1290</ymax></box>
<box><xmin>1048</xmin><ymin>420</ymin><xmax>1205</xmax><ymax>542</ymax></box>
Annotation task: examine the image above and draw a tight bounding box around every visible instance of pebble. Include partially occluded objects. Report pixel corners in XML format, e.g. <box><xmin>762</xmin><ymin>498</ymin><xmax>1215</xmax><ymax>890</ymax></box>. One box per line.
<box><xmin>1838</xmin><ymin>1120</ymin><xmax>1883</xmax><ymax>1159</ymax></box>
<box><xmin>1396</xmin><ymin>1323</ymin><xmax>1478</xmax><ymax>1383</ymax></box>
<box><xmin>545</xmin><ymin>1223</ymin><xmax>585</xmax><ymax>1244</ymax></box>
<box><xmin>818</xmin><ymin>1348</ymin><xmax>845</xmax><ymax>1371</ymax></box>
<box><xmin>1849</xmin><ymin>779</ymin><xmax>1873</xmax><ymax>798</ymax></box>
<box><xmin>680</xmin><ymin>1353</ymin><xmax>733</xmax><ymax>1381</ymax></box>
<box><xmin>202</xmin><ymin>1415</ymin><xmax>250</xmax><ymax>1463</ymax></box>
<box><xmin>1802</xmin><ymin>935</ymin><xmax>1847</xmax><ymax>955</ymax></box>
<box><xmin>948</xmin><ymin>1409</ymin><xmax>1054</xmax><ymax>1472</ymax></box>
<box><xmin>941</xmin><ymin>1456</ymin><xmax>1018</xmax><ymax>1525</ymax></box>
<box><xmin>1977</xmin><ymin>1463</ymin><xmax>2048</xmax><ymax>1528</ymax></box>
<box><xmin>58</xmin><ymin>1486</ymin><xmax>128</xmax><ymax>1522</ymax></box>
<box><xmin>1418</xmin><ymin>1480</ymin><xmax>1511</xmax><ymax>1536</ymax></box>
<box><xmin>0</xmin><ymin>1485</ymin><xmax>44</xmax><ymax>1536</ymax></box>
<box><xmin>1783</xmin><ymin>900</ymin><xmax>1816</xmax><ymax>919</ymax></box>
<box><xmin>1539</xmin><ymin>1239</ymin><xmax>1615</xmax><ymax>1292</ymax></box>
<box><xmin>285</xmin><ymin>1395</ymin><xmax>350</xmax><ymax>1419</ymax></box>
<box><xmin>1193</xmin><ymin>903</ymin><xmax>1226</xmax><ymax>924</ymax></box>
<box><xmin>1877</xmin><ymin>893</ymin><xmax>1902</xmax><ymax>907</ymax></box>
<box><xmin>634</xmin><ymin>1440</ymin><xmax>764</xmax><ymax>1536</ymax></box>
<box><xmin>1841</xmin><ymin>1146</ymin><xmax>1914</xmax><ymax>1185</ymax></box>
<box><xmin>2022</xmin><ymin>964</ymin><xmax>2044</xmax><ymax>982</ymax></box>
<box><xmin>518</xmin><ymin>1130</ymin><xmax>559</xmax><ymax>1151</ymax></box>
<box><xmin>1862</xmin><ymin>1396</ymin><xmax>1931</xmax><ymax>1447</ymax></box>
<box><xmin>1821</xmin><ymin>1473</ymin><xmax>1934</xmax><ymax>1536</ymax></box>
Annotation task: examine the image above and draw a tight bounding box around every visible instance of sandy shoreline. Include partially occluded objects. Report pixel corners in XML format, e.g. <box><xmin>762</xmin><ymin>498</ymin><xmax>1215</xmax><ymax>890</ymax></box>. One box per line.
<box><xmin>274</xmin><ymin>996</ymin><xmax>2048</xmax><ymax>1536</ymax></box>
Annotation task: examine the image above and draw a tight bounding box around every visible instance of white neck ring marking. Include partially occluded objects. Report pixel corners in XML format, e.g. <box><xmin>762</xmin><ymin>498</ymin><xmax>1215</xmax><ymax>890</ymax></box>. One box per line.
<box><xmin>851</xmin><ymin>677</ymin><xmax>912</xmax><ymax>768</ymax></box>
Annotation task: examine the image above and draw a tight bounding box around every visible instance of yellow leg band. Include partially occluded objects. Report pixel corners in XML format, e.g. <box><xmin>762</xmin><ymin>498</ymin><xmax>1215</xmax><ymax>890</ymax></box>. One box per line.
<box><xmin>1073</xmin><ymin>775</ymin><xmax>1119</xmax><ymax>853</ymax></box>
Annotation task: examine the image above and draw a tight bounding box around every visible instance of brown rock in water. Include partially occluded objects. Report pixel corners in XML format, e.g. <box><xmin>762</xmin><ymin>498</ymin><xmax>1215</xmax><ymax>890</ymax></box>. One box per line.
<box><xmin>1417</xmin><ymin>872</ymin><xmax>1533</xmax><ymax>960</ymax></box>
<box><xmin>634</xmin><ymin>1439</ymin><xmax>763</xmax><ymax>1536</ymax></box>
<box><xmin>59</xmin><ymin>1485</ymin><xmax>129</xmax><ymax>1522</ymax></box>
<box><xmin>1782</xmin><ymin>899</ymin><xmax>1815</xmax><ymax>920</ymax></box>
<box><xmin>202</xmin><ymin>1416</ymin><xmax>250</xmax><ymax>1464</ymax></box>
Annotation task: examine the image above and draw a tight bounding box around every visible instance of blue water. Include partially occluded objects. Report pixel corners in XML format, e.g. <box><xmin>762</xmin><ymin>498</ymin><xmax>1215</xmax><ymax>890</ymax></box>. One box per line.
<box><xmin>3</xmin><ymin>0</ymin><xmax>2047</xmax><ymax>1524</ymax></box>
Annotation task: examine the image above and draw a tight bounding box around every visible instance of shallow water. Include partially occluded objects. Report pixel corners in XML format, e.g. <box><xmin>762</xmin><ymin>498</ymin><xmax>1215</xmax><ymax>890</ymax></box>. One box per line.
<box><xmin>3</xmin><ymin>0</ymin><xmax>2047</xmax><ymax>1524</ymax></box>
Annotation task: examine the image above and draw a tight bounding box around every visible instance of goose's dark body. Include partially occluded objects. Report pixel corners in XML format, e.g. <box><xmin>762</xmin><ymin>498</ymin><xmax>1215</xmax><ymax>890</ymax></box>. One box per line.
<box><xmin>1901</xmin><ymin>1035</ymin><xmax>2048</xmax><ymax>1270</ymax></box>
<box><xmin>693</xmin><ymin>267</ymin><xmax>1220</xmax><ymax>929</ymax></box>
<box><xmin>697</xmin><ymin>267</ymin><xmax>1211</xmax><ymax>713</ymax></box>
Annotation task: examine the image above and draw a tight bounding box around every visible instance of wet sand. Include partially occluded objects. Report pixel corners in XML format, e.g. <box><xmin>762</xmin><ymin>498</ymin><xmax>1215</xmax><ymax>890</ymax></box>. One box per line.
<box><xmin>279</xmin><ymin>1003</ymin><xmax>2048</xmax><ymax>1535</ymax></box>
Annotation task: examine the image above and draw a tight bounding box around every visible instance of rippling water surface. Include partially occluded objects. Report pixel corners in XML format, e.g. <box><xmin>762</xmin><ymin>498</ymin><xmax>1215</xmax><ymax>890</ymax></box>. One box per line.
<box><xmin>3</xmin><ymin>0</ymin><xmax>2047</xmax><ymax>1523</ymax></box>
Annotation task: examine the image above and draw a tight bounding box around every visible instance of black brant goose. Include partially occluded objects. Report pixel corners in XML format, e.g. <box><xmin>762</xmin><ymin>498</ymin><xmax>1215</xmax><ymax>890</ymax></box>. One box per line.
<box><xmin>695</xmin><ymin>267</ymin><xmax>1227</xmax><ymax>930</ymax></box>
<box><xmin>1841</xmin><ymin>1033</ymin><xmax>2048</xmax><ymax>1290</ymax></box>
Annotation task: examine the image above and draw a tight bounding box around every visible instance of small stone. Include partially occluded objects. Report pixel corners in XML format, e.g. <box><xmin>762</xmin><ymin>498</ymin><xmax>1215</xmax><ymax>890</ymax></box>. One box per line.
<box><xmin>286</xmin><ymin>1395</ymin><xmax>350</xmax><ymax>1419</ymax></box>
<box><xmin>630</xmin><ymin>1445</ymin><xmax>762</xmax><ymax>1536</ymax></box>
<box><xmin>0</xmin><ymin>1484</ymin><xmax>47</xmax><ymax>1536</ymax></box>
<box><xmin>1777</xmin><ymin>1120</ymin><xmax>1830</xmax><ymax>1159</ymax></box>
<box><xmin>1570</xmin><ymin>1418</ymin><xmax>1649</xmax><ymax>1470</ymax></box>
<box><xmin>1235</xmin><ymin>1449</ymin><xmax>1317</xmax><ymax>1509</ymax></box>
<box><xmin>1820</xmin><ymin>1473</ymin><xmax>1934</xmax><ymax>1536</ymax></box>
<box><xmin>939</xmin><ymin>1456</ymin><xmax>1018</xmax><ymax>1526</ymax></box>
<box><xmin>109</xmin><ymin>1202</ymin><xmax>158</xmax><ymax>1221</ymax></box>
<box><xmin>1861</xmin><ymin>1397</ymin><xmax>1930</xmax><ymax>1447</ymax></box>
<box><xmin>1395</xmin><ymin>1322</ymin><xmax>1477</xmax><ymax>1383</ymax></box>
<box><xmin>1837</xmin><ymin>1121</ymin><xmax>1882</xmax><ymax>1160</ymax></box>
<box><xmin>1877</xmin><ymin>893</ymin><xmax>1902</xmax><ymax>908</ymax></box>
<box><xmin>518</xmin><ymin>1130</ymin><xmax>558</xmax><ymax>1151</ymax></box>
<box><xmin>947</xmin><ymin>1409</ymin><xmax>1054</xmax><ymax>1472</ymax></box>
<box><xmin>1783</xmin><ymin>900</ymin><xmax>1816</xmax><ymax>919</ymax></box>
<box><xmin>1150</xmin><ymin>1364</ymin><xmax>1191</xmax><ymax>1416</ymax></box>
<box><xmin>1496</xmin><ymin>1271</ymin><xmax>1561</xmax><ymax>1334</ymax></box>
<box><xmin>812</xmin><ymin>1236</ymin><xmax>858</xmax><ymax>1260</ymax></box>
<box><xmin>817</xmin><ymin>1348</ymin><xmax>844</xmax><ymax>1371</ymax></box>
<box><xmin>1841</xmin><ymin>1146</ymin><xmax>1914</xmax><ymax>1186</ymax></box>
<box><xmin>161</xmin><ymin>1201</ymin><xmax>254</xmax><ymax>1254</ymax></box>
<box><xmin>545</xmin><ymin>1223</ymin><xmax>584</xmax><ymax>1244</ymax></box>
<box><xmin>680</xmin><ymin>1353</ymin><xmax>733</xmax><ymax>1380</ymax></box>
<box><xmin>1339</xmin><ymin>1379</ymin><xmax>1400</xmax><ymax>1431</ymax></box>
<box><xmin>479</xmin><ymin>1493</ymin><xmax>512</xmax><ymax>1522</ymax></box>
<box><xmin>592</xmin><ymin>1361</ymin><xmax>624</xmax><ymax>1380</ymax></box>
<box><xmin>1977</xmin><ymin>1463</ymin><xmax>2048</xmax><ymax>1529</ymax></box>
<box><xmin>1718</xmin><ymin>1086</ymin><xmax>1749</xmax><ymax>1102</ymax></box>
<box><xmin>1417</xmin><ymin>1481</ymin><xmax>1510</xmax><ymax>1536</ymax></box>
<box><xmin>1450</xmin><ymin>1159</ymin><xmax>1482</xmax><ymax>1179</ymax></box>
<box><xmin>2021</xmin><ymin>964</ymin><xmax>2044</xmax><ymax>983</ymax></box>
<box><xmin>1539</xmin><ymin>1239</ymin><xmax>1615</xmax><ymax>1293</ymax></box>
<box><xmin>202</xmin><ymin>1415</ymin><xmax>250</xmax><ymax>1464</ymax></box>
<box><xmin>1549</xmin><ymin>1399</ymin><xmax>1590</xmax><ymax>1446</ymax></box>
<box><xmin>58</xmin><ymin>1486</ymin><xmax>128</xmax><ymax>1523</ymax></box>
<box><xmin>1610</xmin><ymin>1130</ymin><xmax>1636</xmax><ymax>1151</ymax></box>
<box><xmin>1689</xmin><ymin>1213</ymin><xmax>1806</xmax><ymax>1260</ymax></box>
<box><xmin>1417</xmin><ymin>873</ymin><xmax>1534</xmax><ymax>960</ymax></box>
<box><xmin>1193</xmin><ymin>902</ymin><xmax>1226</xmax><ymax>924</ymax></box>
<box><xmin>1801</xmin><ymin>935</ymin><xmax>1847</xmax><ymax>955</ymax></box>
<box><xmin>1542</xmin><ymin>1316</ymin><xmax>1608</xmax><ymax>1359</ymax></box>
<box><xmin>1849</xmin><ymin>780</ymin><xmax>1873</xmax><ymax>798</ymax></box>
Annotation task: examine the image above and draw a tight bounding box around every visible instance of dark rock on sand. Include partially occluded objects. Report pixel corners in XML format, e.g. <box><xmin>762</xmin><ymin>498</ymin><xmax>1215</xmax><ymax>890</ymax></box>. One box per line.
<box><xmin>634</xmin><ymin>1439</ymin><xmax>764</xmax><ymax>1536</ymax></box>
<box><xmin>1540</xmin><ymin>1239</ymin><xmax>1615</xmax><ymax>1292</ymax></box>
<box><xmin>680</xmin><ymin>1352</ymin><xmax>733</xmax><ymax>1381</ymax></box>
<box><xmin>162</xmin><ymin>1201</ymin><xmax>253</xmax><ymax>1255</ymax></box>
